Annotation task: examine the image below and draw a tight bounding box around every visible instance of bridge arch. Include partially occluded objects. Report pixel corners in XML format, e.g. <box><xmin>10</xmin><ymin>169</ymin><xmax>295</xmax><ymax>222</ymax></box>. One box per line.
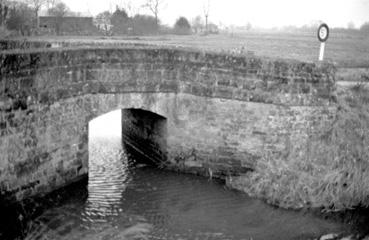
<box><xmin>87</xmin><ymin>97</ymin><xmax>169</xmax><ymax>166</ymax></box>
<box><xmin>0</xmin><ymin>46</ymin><xmax>336</xmax><ymax>201</ymax></box>
<box><xmin>69</xmin><ymin>93</ymin><xmax>174</xmax><ymax>178</ymax></box>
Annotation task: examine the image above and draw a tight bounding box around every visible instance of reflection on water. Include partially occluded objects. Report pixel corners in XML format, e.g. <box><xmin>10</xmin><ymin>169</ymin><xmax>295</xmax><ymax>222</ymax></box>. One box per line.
<box><xmin>82</xmin><ymin>137</ymin><xmax>130</xmax><ymax>226</ymax></box>
<box><xmin>22</xmin><ymin>136</ymin><xmax>349</xmax><ymax>240</ymax></box>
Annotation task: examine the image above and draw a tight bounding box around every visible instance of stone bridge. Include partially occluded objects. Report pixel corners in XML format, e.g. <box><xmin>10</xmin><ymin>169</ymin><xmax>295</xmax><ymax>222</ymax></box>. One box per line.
<box><xmin>0</xmin><ymin>46</ymin><xmax>336</xmax><ymax>201</ymax></box>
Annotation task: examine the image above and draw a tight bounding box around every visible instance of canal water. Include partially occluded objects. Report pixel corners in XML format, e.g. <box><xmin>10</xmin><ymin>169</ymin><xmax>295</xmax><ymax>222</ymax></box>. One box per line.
<box><xmin>20</xmin><ymin>110</ymin><xmax>350</xmax><ymax>240</ymax></box>
<box><xmin>20</xmin><ymin>135</ymin><xmax>349</xmax><ymax>240</ymax></box>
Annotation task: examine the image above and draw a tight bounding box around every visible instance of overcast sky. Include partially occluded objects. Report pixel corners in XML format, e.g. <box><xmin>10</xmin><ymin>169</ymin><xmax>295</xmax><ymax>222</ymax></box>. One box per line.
<box><xmin>61</xmin><ymin>0</ymin><xmax>369</xmax><ymax>28</ymax></box>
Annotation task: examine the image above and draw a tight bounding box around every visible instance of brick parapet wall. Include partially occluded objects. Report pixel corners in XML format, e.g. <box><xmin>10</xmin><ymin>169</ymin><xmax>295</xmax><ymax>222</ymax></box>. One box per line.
<box><xmin>0</xmin><ymin>47</ymin><xmax>336</xmax><ymax>110</ymax></box>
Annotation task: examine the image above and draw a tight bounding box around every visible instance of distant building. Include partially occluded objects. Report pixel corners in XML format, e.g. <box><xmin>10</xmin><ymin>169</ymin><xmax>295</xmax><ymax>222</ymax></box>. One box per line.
<box><xmin>95</xmin><ymin>22</ymin><xmax>113</xmax><ymax>33</ymax></box>
<box><xmin>39</xmin><ymin>16</ymin><xmax>97</xmax><ymax>35</ymax></box>
<box><xmin>93</xmin><ymin>17</ymin><xmax>113</xmax><ymax>35</ymax></box>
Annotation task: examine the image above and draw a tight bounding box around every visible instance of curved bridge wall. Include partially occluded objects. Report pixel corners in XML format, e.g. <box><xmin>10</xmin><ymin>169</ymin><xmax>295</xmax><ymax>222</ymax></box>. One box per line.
<box><xmin>0</xmin><ymin>47</ymin><xmax>336</xmax><ymax>201</ymax></box>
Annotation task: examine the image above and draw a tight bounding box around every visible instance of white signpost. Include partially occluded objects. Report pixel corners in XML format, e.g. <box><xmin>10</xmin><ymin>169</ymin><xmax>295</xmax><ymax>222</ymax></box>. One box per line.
<box><xmin>317</xmin><ymin>23</ymin><xmax>329</xmax><ymax>61</ymax></box>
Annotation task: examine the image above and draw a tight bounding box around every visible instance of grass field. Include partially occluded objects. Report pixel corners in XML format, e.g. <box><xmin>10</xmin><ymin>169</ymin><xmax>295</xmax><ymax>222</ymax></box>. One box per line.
<box><xmin>12</xmin><ymin>30</ymin><xmax>369</xmax><ymax>81</ymax></box>
<box><xmin>22</xmin><ymin>31</ymin><xmax>369</xmax><ymax>67</ymax></box>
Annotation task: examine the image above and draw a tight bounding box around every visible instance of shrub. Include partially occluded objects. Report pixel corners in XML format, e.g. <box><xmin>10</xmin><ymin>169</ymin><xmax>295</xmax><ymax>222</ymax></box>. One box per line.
<box><xmin>173</xmin><ymin>16</ymin><xmax>191</xmax><ymax>35</ymax></box>
<box><xmin>131</xmin><ymin>14</ymin><xmax>157</xmax><ymax>35</ymax></box>
<box><xmin>229</xmin><ymin>84</ymin><xmax>369</xmax><ymax>211</ymax></box>
<box><xmin>111</xmin><ymin>7</ymin><xmax>130</xmax><ymax>35</ymax></box>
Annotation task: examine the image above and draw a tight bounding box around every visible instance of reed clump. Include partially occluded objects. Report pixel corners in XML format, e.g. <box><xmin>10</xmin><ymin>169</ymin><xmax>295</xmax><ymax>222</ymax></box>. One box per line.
<box><xmin>230</xmin><ymin>83</ymin><xmax>369</xmax><ymax>211</ymax></box>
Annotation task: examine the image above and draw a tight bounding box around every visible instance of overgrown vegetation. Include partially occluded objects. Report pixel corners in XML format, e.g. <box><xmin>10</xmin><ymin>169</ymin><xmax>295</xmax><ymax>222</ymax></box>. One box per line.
<box><xmin>229</xmin><ymin>84</ymin><xmax>369</xmax><ymax>212</ymax></box>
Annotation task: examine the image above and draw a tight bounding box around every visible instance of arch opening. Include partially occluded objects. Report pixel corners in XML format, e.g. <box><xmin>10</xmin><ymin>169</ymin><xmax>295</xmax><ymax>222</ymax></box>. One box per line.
<box><xmin>121</xmin><ymin>109</ymin><xmax>168</xmax><ymax>167</ymax></box>
<box><xmin>87</xmin><ymin>108</ymin><xmax>168</xmax><ymax>169</ymax></box>
<box><xmin>87</xmin><ymin>109</ymin><xmax>127</xmax><ymax>221</ymax></box>
<box><xmin>85</xmin><ymin>108</ymin><xmax>168</xmax><ymax>222</ymax></box>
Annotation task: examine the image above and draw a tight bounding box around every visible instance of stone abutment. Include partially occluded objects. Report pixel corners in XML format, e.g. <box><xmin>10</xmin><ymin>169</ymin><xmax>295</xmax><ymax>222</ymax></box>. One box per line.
<box><xmin>0</xmin><ymin>46</ymin><xmax>336</xmax><ymax>201</ymax></box>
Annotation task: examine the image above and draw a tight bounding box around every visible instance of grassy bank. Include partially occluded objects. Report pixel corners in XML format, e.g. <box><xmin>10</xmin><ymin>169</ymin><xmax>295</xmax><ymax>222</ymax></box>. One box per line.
<box><xmin>229</xmin><ymin>84</ymin><xmax>369</xmax><ymax>212</ymax></box>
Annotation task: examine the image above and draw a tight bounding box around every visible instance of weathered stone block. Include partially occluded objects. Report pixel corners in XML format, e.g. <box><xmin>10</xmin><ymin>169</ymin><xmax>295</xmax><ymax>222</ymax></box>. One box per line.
<box><xmin>191</xmin><ymin>84</ymin><xmax>212</xmax><ymax>97</ymax></box>
<box><xmin>214</xmin><ymin>87</ymin><xmax>233</xmax><ymax>99</ymax></box>
<box><xmin>0</xmin><ymin>46</ymin><xmax>337</xmax><ymax>202</ymax></box>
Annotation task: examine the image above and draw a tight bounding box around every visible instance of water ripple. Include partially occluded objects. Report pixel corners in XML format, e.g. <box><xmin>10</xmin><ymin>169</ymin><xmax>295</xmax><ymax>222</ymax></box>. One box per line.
<box><xmin>22</xmin><ymin>136</ymin><xmax>349</xmax><ymax>240</ymax></box>
<box><xmin>82</xmin><ymin>137</ymin><xmax>131</xmax><ymax>227</ymax></box>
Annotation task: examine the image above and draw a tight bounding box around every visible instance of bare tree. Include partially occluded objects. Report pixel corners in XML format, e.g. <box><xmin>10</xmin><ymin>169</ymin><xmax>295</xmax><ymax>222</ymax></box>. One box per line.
<box><xmin>46</xmin><ymin>0</ymin><xmax>57</xmax><ymax>10</ymax></box>
<box><xmin>47</xmin><ymin>1</ymin><xmax>69</xmax><ymax>34</ymax></box>
<box><xmin>142</xmin><ymin>0</ymin><xmax>165</xmax><ymax>31</ymax></box>
<box><xmin>191</xmin><ymin>15</ymin><xmax>203</xmax><ymax>34</ymax></box>
<box><xmin>6</xmin><ymin>1</ymin><xmax>34</xmax><ymax>35</ymax></box>
<box><xmin>121</xmin><ymin>0</ymin><xmax>140</xmax><ymax>17</ymax></box>
<box><xmin>203</xmin><ymin>0</ymin><xmax>210</xmax><ymax>34</ymax></box>
<box><xmin>47</xmin><ymin>1</ymin><xmax>68</xmax><ymax>17</ymax></box>
<box><xmin>0</xmin><ymin>0</ymin><xmax>9</xmax><ymax>27</ymax></box>
<box><xmin>25</xmin><ymin>0</ymin><xmax>48</xmax><ymax>27</ymax></box>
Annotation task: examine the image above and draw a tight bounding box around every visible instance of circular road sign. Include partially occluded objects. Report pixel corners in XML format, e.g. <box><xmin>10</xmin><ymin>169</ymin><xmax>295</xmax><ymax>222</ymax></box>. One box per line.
<box><xmin>317</xmin><ymin>23</ymin><xmax>329</xmax><ymax>42</ymax></box>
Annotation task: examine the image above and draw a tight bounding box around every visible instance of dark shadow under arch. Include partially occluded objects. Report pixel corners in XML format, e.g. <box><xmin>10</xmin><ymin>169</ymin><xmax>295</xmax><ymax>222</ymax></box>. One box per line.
<box><xmin>121</xmin><ymin>108</ymin><xmax>168</xmax><ymax>166</ymax></box>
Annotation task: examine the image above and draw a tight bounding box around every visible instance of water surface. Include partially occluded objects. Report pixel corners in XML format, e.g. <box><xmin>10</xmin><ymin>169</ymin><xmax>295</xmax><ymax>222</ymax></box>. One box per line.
<box><xmin>23</xmin><ymin>137</ymin><xmax>348</xmax><ymax>240</ymax></box>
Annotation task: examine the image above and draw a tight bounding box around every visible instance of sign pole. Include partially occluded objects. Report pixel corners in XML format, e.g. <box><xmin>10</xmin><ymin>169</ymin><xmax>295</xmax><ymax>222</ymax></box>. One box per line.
<box><xmin>319</xmin><ymin>42</ymin><xmax>325</xmax><ymax>61</ymax></box>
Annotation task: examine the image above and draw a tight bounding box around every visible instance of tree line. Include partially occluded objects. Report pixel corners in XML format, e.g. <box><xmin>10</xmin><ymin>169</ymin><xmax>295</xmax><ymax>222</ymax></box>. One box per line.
<box><xmin>95</xmin><ymin>7</ymin><xmax>194</xmax><ymax>36</ymax></box>
<box><xmin>0</xmin><ymin>0</ymin><xmax>218</xmax><ymax>37</ymax></box>
<box><xmin>2</xmin><ymin>0</ymin><xmax>367</xmax><ymax>38</ymax></box>
<box><xmin>94</xmin><ymin>0</ymin><xmax>216</xmax><ymax>36</ymax></box>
